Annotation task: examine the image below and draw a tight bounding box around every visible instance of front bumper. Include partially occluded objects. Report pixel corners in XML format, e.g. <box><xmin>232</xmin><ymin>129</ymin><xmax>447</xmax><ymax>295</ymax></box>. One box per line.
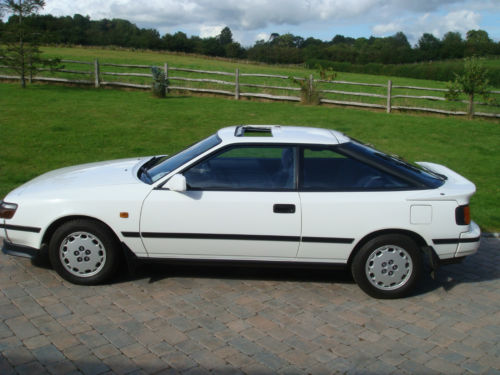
<box><xmin>2</xmin><ymin>240</ymin><xmax>39</xmax><ymax>259</ymax></box>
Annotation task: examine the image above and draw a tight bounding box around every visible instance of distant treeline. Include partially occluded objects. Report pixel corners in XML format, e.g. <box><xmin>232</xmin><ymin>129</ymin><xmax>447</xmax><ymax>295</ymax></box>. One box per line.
<box><xmin>1</xmin><ymin>14</ymin><xmax>500</xmax><ymax>82</ymax></box>
<box><xmin>306</xmin><ymin>59</ymin><xmax>500</xmax><ymax>86</ymax></box>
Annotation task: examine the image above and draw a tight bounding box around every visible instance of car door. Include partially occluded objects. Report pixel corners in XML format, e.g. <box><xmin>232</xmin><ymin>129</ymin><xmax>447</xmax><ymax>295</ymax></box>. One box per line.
<box><xmin>140</xmin><ymin>145</ymin><xmax>301</xmax><ymax>259</ymax></box>
<box><xmin>297</xmin><ymin>146</ymin><xmax>414</xmax><ymax>262</ymax></box>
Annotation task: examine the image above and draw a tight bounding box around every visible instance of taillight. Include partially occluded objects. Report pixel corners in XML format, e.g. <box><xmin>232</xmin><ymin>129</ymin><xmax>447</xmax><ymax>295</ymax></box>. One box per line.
<box><xmin>0</xmin><ymin>201</ymin><xmax>18</xmax><ymax>219</ymax></box>
<box><xmin>455</xmin><ymin>205</ymin><xmax>471</xmax><ymax>225</ymax></box>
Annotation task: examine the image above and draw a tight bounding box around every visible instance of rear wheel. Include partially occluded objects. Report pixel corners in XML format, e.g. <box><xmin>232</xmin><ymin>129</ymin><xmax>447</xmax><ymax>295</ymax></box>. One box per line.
<box><xmin>49</xmin><ymin>219</ymin><xmax>119</xmax><ymax>285</ymax></box>
<box><xmin>351</xmin><ymin>234</ymin><xmax>422</xmax><ymax>299</ymax></box>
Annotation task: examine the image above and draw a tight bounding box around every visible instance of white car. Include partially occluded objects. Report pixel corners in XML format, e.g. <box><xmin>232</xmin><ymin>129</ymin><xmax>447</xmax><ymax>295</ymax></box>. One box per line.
<box><xmin>1</xmin><ymin>125</ymin><xmax>480</xmax><ymax>298</ymax></box>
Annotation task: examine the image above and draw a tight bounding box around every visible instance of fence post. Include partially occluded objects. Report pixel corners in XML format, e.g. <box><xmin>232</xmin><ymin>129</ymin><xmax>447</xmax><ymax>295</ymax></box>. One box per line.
<box><xmin>386</xmin><ymin>80</ymin><xmax>392</xmax><ymax>113</ymax></box>
<box><xmin>164</xmin><ymin>62</ymin><xmax>169</xmax><ymax>93</ymax></box>
<box><xmin>235</xmin><ymin>68</ymin><xmax>240</xmax><ymax>100</ymax></box>
<box><xmin>94</xmin><ymin>59</ymin><xmax>100</xmax><ymax>88</ymax></box>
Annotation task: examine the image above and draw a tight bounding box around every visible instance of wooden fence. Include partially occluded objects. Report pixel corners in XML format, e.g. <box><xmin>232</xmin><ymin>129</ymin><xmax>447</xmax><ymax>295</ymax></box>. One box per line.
<box><xmin>1</xmin><ymin>58</ymin><xmax>499</xmax><ymax>118</ymax></box>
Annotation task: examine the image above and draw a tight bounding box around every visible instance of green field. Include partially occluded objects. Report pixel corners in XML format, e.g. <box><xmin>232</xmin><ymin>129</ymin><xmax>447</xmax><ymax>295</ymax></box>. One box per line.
<box><xmin>0</xmin><ymin>46</ymin><xmax>488</xmax><ymax>116</ymax></box>
<box><xmin>1</xmin><ymin>46</ymin><xmax>498</xmax><ymax>116</ymax></box>
<box><xmin>1</xmin><ymin>82</ymin><xmax>499</xmax><ymax>231</ymax></box>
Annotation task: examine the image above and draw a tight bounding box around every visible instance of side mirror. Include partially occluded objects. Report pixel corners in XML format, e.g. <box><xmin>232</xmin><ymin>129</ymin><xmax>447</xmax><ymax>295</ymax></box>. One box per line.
<box><xmin>165</xmin><ymin>174</ymin><xmax>187</xmax><ymax>192</ymax></box>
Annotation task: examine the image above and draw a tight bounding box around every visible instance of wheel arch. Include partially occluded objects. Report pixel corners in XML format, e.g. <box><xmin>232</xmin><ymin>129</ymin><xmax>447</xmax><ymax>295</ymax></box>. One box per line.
<box><xmin>42</xmin><ymin>215</ymin><xmax>121</xmax><ymax>248</ymax></box>
<box><xmin>347</xmin><ymin>229</ymin><xmax>430</xmax><ymax>266</ymax></box>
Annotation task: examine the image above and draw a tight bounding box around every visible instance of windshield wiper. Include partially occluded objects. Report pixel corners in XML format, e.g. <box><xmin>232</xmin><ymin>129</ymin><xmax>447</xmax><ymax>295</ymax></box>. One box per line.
<box><xmin>139</xmin><ymin>156</ymin><xmax>161</xmax><ymax>184</ymax></box>
<box><xmin>139</xmin><ymin>166</ymin><xmax>153</xmax><ymax>183</ymax></box>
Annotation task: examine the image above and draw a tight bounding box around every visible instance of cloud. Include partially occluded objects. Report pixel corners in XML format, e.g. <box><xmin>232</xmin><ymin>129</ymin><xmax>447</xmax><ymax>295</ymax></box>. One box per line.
<box><xmin>255</xmin><ymin>32</ymin><xmax>270</xmax><ymax>42</ymax></box>
<box><xmin>199</xmin><ymin>25</ymin><xmax>224</xmax><ymax>38</ymax></box>
<box><xmin>37</xmin><ymin>0</ymin><xmax>499</xmax><ymax>43</ymax></box>
<box><xmin>372</xmin><ymin>9</ymin><xmax>481</xmax><ymax>44</ymax></box>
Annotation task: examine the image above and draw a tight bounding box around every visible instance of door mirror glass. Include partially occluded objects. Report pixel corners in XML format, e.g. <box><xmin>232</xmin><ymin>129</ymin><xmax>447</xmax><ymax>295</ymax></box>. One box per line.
<box><xmin>165</xmin><ymin>174</ymin><xmax>187</xmax><ymax>192</ymax></box>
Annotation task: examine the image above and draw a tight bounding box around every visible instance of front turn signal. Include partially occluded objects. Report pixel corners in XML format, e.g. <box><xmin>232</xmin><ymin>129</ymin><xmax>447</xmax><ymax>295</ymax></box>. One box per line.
<box><xmin>0</xmin><ymin>201</ymin><xmax>18</xmax><ymax>219</ymax></box>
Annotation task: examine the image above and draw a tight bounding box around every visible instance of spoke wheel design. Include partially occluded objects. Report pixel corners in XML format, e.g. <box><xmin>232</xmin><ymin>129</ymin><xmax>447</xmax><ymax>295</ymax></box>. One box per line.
<box><xmin>59</xmin><ymin>231</ymin><xmax>106</xmax><ymax>277</ymax></box>
<box><xmin>49</xmin><ymin>219</ymin><xmax>120</xmax><ymax>285</ymax></box>
<box><xmin>351</xmin><ymin>234</ymin><xmax>422</xmax><ymax>299</ymax></box>
<box><xmin>365</xmin><ymin>245</ymin><xmax>413</xmax><ymax>290</ymax></box>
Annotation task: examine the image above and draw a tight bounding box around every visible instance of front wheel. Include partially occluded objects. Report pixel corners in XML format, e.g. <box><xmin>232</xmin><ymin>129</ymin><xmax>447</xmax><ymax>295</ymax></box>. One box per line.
<box><xmin>351</xmin><ymin>234</ymin><xmax>422</xmax><ymax>299</ymax></box>
<box><xmin>49</xmin><ymin>219</ymin><xmax>119</xmax><ymax>285</ymax></box>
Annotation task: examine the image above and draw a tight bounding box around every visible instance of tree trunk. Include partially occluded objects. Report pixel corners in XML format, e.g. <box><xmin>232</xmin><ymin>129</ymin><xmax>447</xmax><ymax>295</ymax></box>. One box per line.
<box><xmin>19</xmin><ymin>2</ymin><xmax>26</xmax><ymax>88</ymax></box>
<box><xmin>468</xmin><ymin>93</ymin><xmax>474</xmax><ymax>119</ymax></box>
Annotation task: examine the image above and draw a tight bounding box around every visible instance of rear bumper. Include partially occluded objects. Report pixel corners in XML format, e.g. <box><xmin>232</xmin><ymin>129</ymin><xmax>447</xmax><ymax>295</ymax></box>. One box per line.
<box><xmin>456</xmin><ymin>221</ymin><xmax>481</xmax><ymax>257</ymax></box>
<box><xmin>2</xmin><ymin>240</ymin><xmax>39</xmax><ymax>259</ymax></box>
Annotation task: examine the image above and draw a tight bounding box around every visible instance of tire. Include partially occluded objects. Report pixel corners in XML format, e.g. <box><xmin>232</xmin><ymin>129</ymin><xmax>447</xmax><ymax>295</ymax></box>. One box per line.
<box><xmin>351</xmin><ymin>234</ymin><xmax>422</xmax><ymax>299</ymax></box>
<box><xmin>49</xmin><ymin>219</ymin><xmax>120</xmax><ymax>285</ymax></box>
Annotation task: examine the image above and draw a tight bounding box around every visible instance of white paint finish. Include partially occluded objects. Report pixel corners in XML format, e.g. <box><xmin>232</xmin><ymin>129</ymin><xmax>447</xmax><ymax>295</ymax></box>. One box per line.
<box><xmin>7</xmin><ymin>157</ymin><xmax>146</xmax><ymax>198</ymax></box>
<box><xmin>412</xmin><ymin>162</ymin><xmax>476</xmax><ymax>205</ymax></box>
<box><xmin>411</xmin><ymin>205</ymin><xmax>432</xmax><ymax>224</ymax></box>
<box><xmin>216</xmin><ymin>125</ymin><xmax>349</xmax><ymax>146</ymax></box>
<box><xmin>298</xmin><ymin>191</ymin><xmax>411</xmax><ymax>260</ymax></box>
<box><xmin>297</xmin><ymin>242</ymin><xmax>352</xmax><ymax>262</ymax></box>
<box><xmin>0</xmin><ymin>126</ymin><xmax>480</xmax><ymax>268</ymax></box>
<box><xmin>456</xmin><ymin>221</ymin><xmax>481</xmax><ymax>257</ymax></box>
<box><xmin>140</xmin><ymin>190</ymin><xmax>301</xmax><ymax>257</ymax></box>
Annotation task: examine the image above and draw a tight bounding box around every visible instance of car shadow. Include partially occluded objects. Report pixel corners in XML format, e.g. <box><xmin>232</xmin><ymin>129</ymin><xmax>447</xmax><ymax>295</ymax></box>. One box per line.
<box><xmin>119</xmin><ymin>261</ymin><xmax>356</xmax><ymax>286</ymax></box>
<box><xmin>29</xmin><ymin>237</ymin><xmax>499</xmax><ymax>297</ymax></box>
<box><xmin>414</xmin><ymin>236</ymin><xmax>500</xmax><ymax>295</ymax></box>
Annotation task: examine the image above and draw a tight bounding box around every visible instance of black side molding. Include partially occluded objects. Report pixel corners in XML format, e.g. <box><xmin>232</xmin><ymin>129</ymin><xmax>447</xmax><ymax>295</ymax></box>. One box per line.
<box><xmin>121</xmin><ymin>231</ymin><xmax>354</xmax><ymax>244</ymax></box>
<box><xmin>0</xmin><ymin>224</ymin><xmax>41</xmax><ymax>233</ymax></box>
<box><xmin>432</xmin><ymin>237</ymin><xmax>480</xmax><ymax>245</ymax></box>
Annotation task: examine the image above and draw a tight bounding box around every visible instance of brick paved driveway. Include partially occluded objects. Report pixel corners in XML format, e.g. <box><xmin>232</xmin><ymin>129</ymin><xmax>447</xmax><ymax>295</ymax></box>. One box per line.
<box><xmin>1</xmin><ymin>237</ymin><xmax>499</xmax><ymax>375</ymax></box>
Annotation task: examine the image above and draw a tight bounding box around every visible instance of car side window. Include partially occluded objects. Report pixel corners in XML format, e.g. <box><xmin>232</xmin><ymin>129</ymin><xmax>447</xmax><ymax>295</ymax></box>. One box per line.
<box><xmin>301</xmin><ymin>147</ymin><xmax>411</xmax><ymax>190</ymax></box>
<box><xmin>184</xmin><ymin>146</ymin><xmax>296</xmax><ymax>190</ymax></box>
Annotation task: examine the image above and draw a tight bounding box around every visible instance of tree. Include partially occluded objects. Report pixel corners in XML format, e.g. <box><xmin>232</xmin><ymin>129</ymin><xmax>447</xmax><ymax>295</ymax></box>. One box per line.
<box><xmin>441</xmin><ymin>32</ymin><xmax>464</xmax><ymax>59</ymax></box>
<box><xmin>465</xmin><ymin>29</ymin><xmax>495</xmax><ymax>56</ymax></box>
<box><xmin>0</xmin><ymin>0</ymin><xmax>59</xmax><ymax>88</ymax></box>
<box><xmin>446</xmin><ymin>57</ymin><xmax>490</xmax><ymax>119</ymax></box>
<box><xmin>217</xmin><ymin>26</ymin><xmax>232</xmax><ymax>46</ymax></box>
<box><xmin>417</xmin><ymin>33</ymin><xmax>441</xmax><ymax>61</ymax></box>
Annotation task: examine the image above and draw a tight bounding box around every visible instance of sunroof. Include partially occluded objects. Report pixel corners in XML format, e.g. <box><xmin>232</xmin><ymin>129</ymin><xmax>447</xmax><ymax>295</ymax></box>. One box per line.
<box><xmin>234</xmin><ymin>126</ymin><xmax>274</xmax><ymax>137</ymax></box>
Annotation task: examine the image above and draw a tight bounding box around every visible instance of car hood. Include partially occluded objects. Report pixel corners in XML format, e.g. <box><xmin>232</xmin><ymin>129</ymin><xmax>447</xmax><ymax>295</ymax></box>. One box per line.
<box><xmin>7</xmin><ymin>157</ymin><xmax>147</xmax><ymax>198</ymax></box>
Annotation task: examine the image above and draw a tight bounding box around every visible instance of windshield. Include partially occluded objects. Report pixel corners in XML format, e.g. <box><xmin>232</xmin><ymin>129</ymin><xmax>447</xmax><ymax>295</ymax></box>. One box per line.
<box><xmin>147</xmin><ymin>134</ymin><xmax>221</xmax><ymax>183</ymax></box>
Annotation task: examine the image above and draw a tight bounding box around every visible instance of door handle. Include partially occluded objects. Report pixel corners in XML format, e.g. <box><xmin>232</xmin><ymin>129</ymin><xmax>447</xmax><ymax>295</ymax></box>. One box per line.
<box><xmin>273</xmin><ymin>204</ymin><xmax>296</xmax><ymax>214</ymax></box>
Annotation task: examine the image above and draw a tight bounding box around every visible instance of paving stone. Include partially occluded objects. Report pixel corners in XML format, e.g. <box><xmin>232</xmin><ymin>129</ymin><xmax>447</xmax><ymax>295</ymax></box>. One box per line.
<box><xmin>102</xmin><ymin>354</ymin><xmax>140</xmax><ymax>375</ymax></box>
<box><xmin>73</xmin><ymin>354</ymin><xmax>110</xmax><ymax>375</ymax></box>
<box><xmin>253</xmin><ymin>351</ymin><xmax>289</xmax><ymax>371</ymax></box>
<box><xmin>15</xmin><ymin>361</ymin><xmax>48</xmax><ymax>375</ymax></box>
<box><xmin>23</xmin><ymin>335</ymin><xmax>51</xmax><ymax>350</ymax></box>
<box><xmin>3</xmin><ymin>345</ymin><xmax>36</xmax><ymax>366</ymax></box>
<box><xmin>0</xmin><ymin>354</ymin><xmax>15</xmax><ymax>375</ymax></box>
<box><xmin>45</xmin><ymin>360</ymin><xmax>78</xmax><ymax>375</ymax></box>
<box><xmin>161</xmin><ymin>350</ymin><xmax>197</xmax><ymax>371</ymax></box>
<box><xmin>0</xmin><ymin>237</ymin><xmax>499</xmax><ymax>374</ymax></box>
<box><xmin>92</xmin><ymin>344</ymin><xmax>121</xmax><ymax>359</ymax></box>
<box><xmin>5</xmin><ymin>316</ymin><xmax>40</xmax><ymax>340</ymax></box>
<box><xmin>32</xmin><ymin>344</ymin><xmax>65</xmax><ymax>364</ymax></box>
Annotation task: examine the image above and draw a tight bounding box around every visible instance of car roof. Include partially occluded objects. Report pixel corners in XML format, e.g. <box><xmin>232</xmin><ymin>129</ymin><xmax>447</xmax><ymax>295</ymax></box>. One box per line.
<box><xmin>217</xmin><ymin>125</ymin><xmax>350</xmax><ymax>145</ymax></box>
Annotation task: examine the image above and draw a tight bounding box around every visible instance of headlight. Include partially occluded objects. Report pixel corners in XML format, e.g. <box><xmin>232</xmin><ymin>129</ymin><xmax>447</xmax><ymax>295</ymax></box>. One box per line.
<box><xmin>0</xmin><ymin>201</ymin><xmax>18</xmax><ymax>219</ymax></box>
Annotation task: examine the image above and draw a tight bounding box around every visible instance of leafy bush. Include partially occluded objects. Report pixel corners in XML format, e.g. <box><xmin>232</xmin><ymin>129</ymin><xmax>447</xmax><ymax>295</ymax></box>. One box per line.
<box><xmin>151</xmin><ymin>66</ymin><xmax>167</xmax><ymax>98</ymax></box>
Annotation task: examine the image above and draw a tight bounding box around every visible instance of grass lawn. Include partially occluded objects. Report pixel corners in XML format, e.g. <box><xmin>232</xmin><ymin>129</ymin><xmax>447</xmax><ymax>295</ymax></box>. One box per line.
<box><xmin>33</xmin><ymin>46</ymin><xmax>498</xmax><ymax>116</ymax></box>
<box><xmin>0</xmin><ymin>83</ymin><xmax>499</xmax><ymax>231</ymax></box>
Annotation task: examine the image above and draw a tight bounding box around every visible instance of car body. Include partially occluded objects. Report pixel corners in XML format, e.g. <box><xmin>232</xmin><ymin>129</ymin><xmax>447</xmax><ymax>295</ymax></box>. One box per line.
<box><xmin>1</xmin><ymin>125</ymin><xmax>480</xmax><ymax>298</ymax></box>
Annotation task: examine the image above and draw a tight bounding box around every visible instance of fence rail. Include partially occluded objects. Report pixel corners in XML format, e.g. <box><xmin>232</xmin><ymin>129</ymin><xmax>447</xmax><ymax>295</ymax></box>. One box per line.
<box><xmin>1</xmin><ymin>58</ymin><xmax>499</xmax><ymax>119</ymax></box>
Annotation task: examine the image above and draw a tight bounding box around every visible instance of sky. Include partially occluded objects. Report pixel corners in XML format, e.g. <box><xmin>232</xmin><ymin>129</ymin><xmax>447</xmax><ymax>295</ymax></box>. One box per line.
<box><xmin>27</xmin><ymin>0</ymin><xmax>500</xmax><ymax>46</ymax></box>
